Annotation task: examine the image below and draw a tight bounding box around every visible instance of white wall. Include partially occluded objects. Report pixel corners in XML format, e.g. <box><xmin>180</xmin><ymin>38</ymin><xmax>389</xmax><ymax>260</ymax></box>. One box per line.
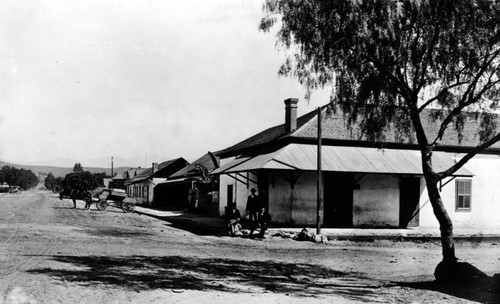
<box><xmin>419</xmin><ymin>153</ymin><xmax>500</xmax><ymax>228</ymax></box>
<box><xmin>353</xmin><ymin>174</ymin><xmax>400</xmax><ymax>227</ymax></box>
<box><xmin>218</xmin><ymin>157</ymin><xmax>258</xmax><ymax>215</ymax></box>
<box><xmin>269</xmin><ymin>171</ymin><xmax>318</xmax><ymax>225</ymax></box>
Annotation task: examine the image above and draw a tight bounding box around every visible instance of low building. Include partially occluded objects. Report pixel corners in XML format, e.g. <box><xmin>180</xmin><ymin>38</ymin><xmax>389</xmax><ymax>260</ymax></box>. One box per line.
<box><xmin>0</xmin><ymin>182</ymin><xmax>10</xmax><ymax>193</ymax></box>
<box><xmin>159</xmin><ymin>152</ymin><xmax>220</xmax><ymax>213</ymax></box>
<box><xmin>125</xmin><ymin>158</ymin><xmax>189</xmax><ymax>206</ymax></box>
<box><xmin>212</xmin><ymin>98</ymin><xmax>500</xmax><ymax>229</ymax></box>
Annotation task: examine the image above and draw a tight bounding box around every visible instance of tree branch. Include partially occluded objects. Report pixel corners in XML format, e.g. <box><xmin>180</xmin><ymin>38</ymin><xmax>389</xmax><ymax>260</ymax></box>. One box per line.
<box><xmin>436</xmin><ymin>132</ymin><xmax>500</xmax><ymax>179</ymax></box>
<box><xmin>409</xmin><ymin>102</ymin><xmax>430</xmax><ymax>150</ymax></box>
<box><xmin>430</xmin><ymin>77</ymin><xmax>500</xmax><ymax>148</ymax></box>
<box><xmin>417</xmin><ymin>81</ymin><xmax>469</xmax><ymax>113</ymax></box>
<box><xmin>367</xmin><ymin>58</ymin><xmax>412</xmax><ymax>100</ymax></box>
<box><xmin>415</xmin><ymin>23</ymin><xmax>440</xmax><ymax>92</ymax></box>
<box><xmin>429</xmin><ymin>51</ymin><xmax>500</xmax><ymax>147</ymax></box>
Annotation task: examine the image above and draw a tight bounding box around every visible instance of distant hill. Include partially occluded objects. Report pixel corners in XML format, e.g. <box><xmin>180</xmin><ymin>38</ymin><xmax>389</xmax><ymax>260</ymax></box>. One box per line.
<box><xmin>0</xmin><ymin>161</ymin><xmax>130</xmax><ymax>178</ymax></box>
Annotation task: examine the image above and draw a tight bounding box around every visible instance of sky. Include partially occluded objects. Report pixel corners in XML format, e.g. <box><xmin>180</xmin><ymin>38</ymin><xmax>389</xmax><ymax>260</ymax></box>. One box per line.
<box><xmin>0</xmin><ymin>0</ymin><xmax>328</xmax><ymax>168</ymax></box>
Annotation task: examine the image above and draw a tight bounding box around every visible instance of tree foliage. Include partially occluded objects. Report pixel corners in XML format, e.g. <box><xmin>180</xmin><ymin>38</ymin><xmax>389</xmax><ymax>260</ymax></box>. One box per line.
<box><xmin>0</xmin><ymin>166</ymin><xmax>39</xmax><ymax>190</ymax></box>
<box><xmin>44</xmin><ymin>172</ymin><xmax>64</xmax><ymax>192</ymax></box>
<box><xmin>63</xmin><ymin>171</ymin><xmax>98</xmax><ymax>192</ymax></box>
<box><xmin>44</xmin><ymin>172</ymin><xmax>57</xmax><ymax>191</ymax></box>
<box><xmin>92</xmin><ymin>172</ymin><xmax>107</xmax><ymax>187</ymax></box>
<box><xmin>261</xmin><ymin>0</ymin><xmax>500</xmax><ymax>158</ymax></box>
<box><xmin>73</xmin><ymin>163</ymin><xmax>84</xmax><ymax>172</ymax></box>
<box><xmin>109</xmin><ymin>179</ymin><xmax>125</xmax><ymax>190</ymax></box>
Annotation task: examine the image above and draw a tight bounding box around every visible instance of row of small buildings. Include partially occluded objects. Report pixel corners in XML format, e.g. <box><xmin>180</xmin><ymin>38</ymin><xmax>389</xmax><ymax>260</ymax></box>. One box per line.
<box><xmin>120</xmin><ymin>99</ymin><xmax>500</xmax><ymax>229</ymax></box>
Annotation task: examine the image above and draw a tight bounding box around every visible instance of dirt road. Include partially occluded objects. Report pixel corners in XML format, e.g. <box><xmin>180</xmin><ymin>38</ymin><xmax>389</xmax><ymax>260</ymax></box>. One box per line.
<box><xmin>0</xmin><ymin>191</ymin><xmax>498</xmax><ymax>304</ymax></box>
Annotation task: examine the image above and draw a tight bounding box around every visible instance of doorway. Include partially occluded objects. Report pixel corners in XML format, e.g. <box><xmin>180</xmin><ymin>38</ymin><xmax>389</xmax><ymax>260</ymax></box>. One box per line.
<box><xmin>227</xmin><ymin>184</ymin><xmax>234</xmax><ymax>207</ymax></box>
<box><xmin>257</xmin><ymin>171</ymin><xmax>269</xmax><ymax>210</ymax></box>
<box><xmin>399</xmin><ymin>177</ymin><xmax>420</xmax><ymax>228</ymax></box>
<box><xmin>323</xmin><ymin>172</ymin><xmax>354</xmax><ymax>228</ymax></box>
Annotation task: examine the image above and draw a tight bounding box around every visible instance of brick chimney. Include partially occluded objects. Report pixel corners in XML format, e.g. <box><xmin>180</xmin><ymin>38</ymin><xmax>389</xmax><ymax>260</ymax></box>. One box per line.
<box><xmin>152</xmin><ymin>162</ymin><xmax>159</xmax><ymax>173</ymax></box>
<box><xmin>284</xmin><ymin>98</ymin><xmax>299</xmax><ymax>133</ymax></box>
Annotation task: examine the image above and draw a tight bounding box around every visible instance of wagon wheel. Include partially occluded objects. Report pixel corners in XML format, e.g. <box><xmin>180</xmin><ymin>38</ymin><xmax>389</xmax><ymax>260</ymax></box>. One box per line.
<box><xmin>121</xmin><ymin>202</ymin><xmax>135</xmax><ymax>213</ymax></box>
<box><xmin>96</xmin><ymin>200</ymin><xmax>108</xmax><ymax>211</ymax></box>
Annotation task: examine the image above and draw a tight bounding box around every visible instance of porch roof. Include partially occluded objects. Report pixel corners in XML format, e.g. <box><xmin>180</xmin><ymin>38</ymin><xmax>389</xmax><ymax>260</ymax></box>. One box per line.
<box><xmin>211</xmin><ymin>144</ymin><xmax>473</xmax><ymax>177</ymax></box>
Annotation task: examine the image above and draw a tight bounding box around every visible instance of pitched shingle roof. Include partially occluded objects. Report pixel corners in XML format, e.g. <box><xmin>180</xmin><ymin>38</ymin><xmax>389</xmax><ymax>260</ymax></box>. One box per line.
<box><xmin>217</xmin><ymin>104</ymin><xmax>500</xmax><ymax>157</ymax></box>
<box><xmin>169</xmin><ymin>153</ymin><xmax>219</xmax><ymax>179</ymax></box>
<box><xmin>216</xmin><ymin>109</ymin><xmax>318</xmax><ymax>156</ymax></box>
<box><xmin>128</xmin><ymin>157</ymin><xmax>189</xmax><ymax>183</ymax></box>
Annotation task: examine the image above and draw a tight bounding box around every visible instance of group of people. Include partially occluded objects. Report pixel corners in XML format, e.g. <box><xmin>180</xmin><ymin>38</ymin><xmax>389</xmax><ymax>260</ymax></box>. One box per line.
<box><xmin>225</xmin><ymin>188</ymin><xmax>271</xmax><ymax>238</ymax></box>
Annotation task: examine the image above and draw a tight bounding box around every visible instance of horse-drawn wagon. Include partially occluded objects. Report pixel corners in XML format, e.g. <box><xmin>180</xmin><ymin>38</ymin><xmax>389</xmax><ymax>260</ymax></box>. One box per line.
<box><xmin>94</xmin><ymin>188</ymin><xmax>136</xmax><ymax>213</ymax></box>
<box><xmin>60</xmin><ymin>188</ymin><xmax>135</xmax><ymax>212</ymax></box>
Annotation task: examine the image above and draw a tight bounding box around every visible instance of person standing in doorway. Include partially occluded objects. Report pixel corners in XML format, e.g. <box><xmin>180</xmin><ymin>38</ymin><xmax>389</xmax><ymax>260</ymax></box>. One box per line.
<box><xmin>245</xmin><ymin>188</ymin><xmax>261</xmax><ymax>237</ymax></box>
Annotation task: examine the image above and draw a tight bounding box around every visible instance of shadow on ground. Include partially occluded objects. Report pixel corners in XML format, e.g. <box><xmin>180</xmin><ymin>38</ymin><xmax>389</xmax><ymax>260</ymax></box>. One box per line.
<box><xmin>165</xmin><ymin>221</ymin><xmax>224</xmax><ymax>236</ymax></box>
<box><xmin>81</xmin><ymin>227</ymin><xmax>156</xmax><ymax>238</ymax></box>
<box><xmin>27</xmin><ymin>255</ymin><xmax>391</xmax><ymax>301</ymax></box>
<box><xmin>395</xmin><ymin>263</ymin><xmax>499</xmax><ymax>304</ymax></box>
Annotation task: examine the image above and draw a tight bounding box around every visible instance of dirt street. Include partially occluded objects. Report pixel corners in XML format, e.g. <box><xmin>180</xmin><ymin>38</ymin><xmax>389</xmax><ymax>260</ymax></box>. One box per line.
<box><xmin>0</xmin><ymin>191</ymin><xmax>498</xmax><ymax>304</ymax></box>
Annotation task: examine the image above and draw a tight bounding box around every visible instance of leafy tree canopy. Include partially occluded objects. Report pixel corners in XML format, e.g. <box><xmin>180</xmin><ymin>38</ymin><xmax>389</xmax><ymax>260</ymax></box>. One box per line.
<box><xmin>261</xmin><ymin>0</ymin><xmax>500</xmax><ymax>169</ymax></box>
<box><xmin>0</xmin><ymin>166</ymin><xmax>39</xmax><ymax>190</ymax></box>
<box><xmin>63</xmin><ymin>171</ymin><xmax>98</xmax><ymax>192</ymax></box>
<box><xmin>109</xmin><ymin>179</ymin><xmax>125</xmax><ymax>190</ymax></box>
<box><xmin>44</xmin><ymin>172</ymin><xmax>64</xmax><ymax>192</ymax></box>
<box><xmin>92</xmin><ymin>172</ymin><xmax>107</xmax><ymax>187</ymax></box>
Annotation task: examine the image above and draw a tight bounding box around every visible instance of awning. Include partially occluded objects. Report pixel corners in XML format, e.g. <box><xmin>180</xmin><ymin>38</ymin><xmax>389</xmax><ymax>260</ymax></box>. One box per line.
<box><xmin>211</xmin><ymin>144</ymin><xmax>473</xmax><ymax>177</ymax></box>
<box><xmin>155</xmin><ymin>178</ymin><xmax>193</xmax><ymax>185</ymax></box>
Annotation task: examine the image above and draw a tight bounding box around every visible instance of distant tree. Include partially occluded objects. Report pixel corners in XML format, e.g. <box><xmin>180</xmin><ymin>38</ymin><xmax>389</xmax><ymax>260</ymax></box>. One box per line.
<box><xmin>1</xmin><ymin>166</ymin><xmax>19</xmax><ymax>190</ymax></box>
<box><xmin>44</xmin><ymin>172</ymin><xmax>57</xmax><ymax>191</ymax></box>
<box><xmin>16</xmin><ymin>169</ymin><xmax>39</xmax><ymax>190</ymax></box>
<box><xmin>92</xmin><ymin>172</ymin><xmax>107</xmax><ymax>187</ymax></box>
<box><xmin>261</xmin><ymin>0</ymin><xmax>500</xmax><ymax>280</ymax></box>
<box><xmin>0</xmin><ymin>166</ymin><xmax>39</xmax><ymax>190</ymax></box>
<box><xmin>55</xmin><ymin>177</ymin><xmax>64</xmax><ymax>191</ymax></box>
<box><xmin>108</xmin><ymin>179</ymin><xmax>125</xmax><ymax>190</ymax></box>
<box><xmin>73</xmin><ymin>163</ymin><xmax>84</xmax><ymax>172</ymax></box>
<box><xmin>63</xmin><ymin>171</ymin><xmax>98</xmax><ymax>192</ymax></box>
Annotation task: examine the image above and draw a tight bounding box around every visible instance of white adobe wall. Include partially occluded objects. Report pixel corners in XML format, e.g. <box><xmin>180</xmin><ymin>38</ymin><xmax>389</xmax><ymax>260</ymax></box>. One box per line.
<box><xmin>353</xmin><ymin>174</ymin><xmax>400</xmax><ymax>227</ymax></box>
<box><xmin>250</xmin><ymin>171</ymin><xmax>401</xmax><ymax>227</ymax></box>
<box><xmin>419</xmin><ymin>153</ymin><xmax>500</xmax><ymax>228</ymax></box>
<box><xmin>218</xmin><ymin>157</ymin><xmax>258</xmax><ymax>215</ymax></box>
<box><xmin>269</xmin><ymin>171</ymin><xmax>318</xmax><ymax>225</ymax></box>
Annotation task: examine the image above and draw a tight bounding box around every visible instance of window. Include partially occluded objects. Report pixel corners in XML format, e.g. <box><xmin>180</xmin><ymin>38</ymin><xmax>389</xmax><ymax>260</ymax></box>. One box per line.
<box><xmin>456</xmin><ymin>179</ymin><xmax>471</xmax><ymax>211</ymax></box>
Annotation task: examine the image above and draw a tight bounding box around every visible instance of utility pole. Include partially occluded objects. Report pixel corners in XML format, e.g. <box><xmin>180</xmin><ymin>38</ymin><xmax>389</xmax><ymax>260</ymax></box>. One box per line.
<box><xmin>111</xmin><ymin>156</ymin><xmax>114</xmax><ymax>177</ymax></box>
<box><xmin>316</xmin><ymin>107</ymin><xmax>323</xmax><ymax>235</ymax></box>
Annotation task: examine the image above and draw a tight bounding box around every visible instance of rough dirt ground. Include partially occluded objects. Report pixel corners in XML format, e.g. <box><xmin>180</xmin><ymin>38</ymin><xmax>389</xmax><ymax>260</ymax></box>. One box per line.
<box><xmin>0</xmin><ymin>191</ymin><xmax>498</xmax><ymax>304</ymax></box>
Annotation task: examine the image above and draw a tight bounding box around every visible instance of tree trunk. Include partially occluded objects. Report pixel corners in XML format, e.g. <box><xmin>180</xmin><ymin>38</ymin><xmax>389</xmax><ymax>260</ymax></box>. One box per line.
<box><xmin>411</xmin><ymin>99</ymin><xmax>459</xmax><ymax>280</ymax></box>
<box><xmin>423</xmin><ymin>173</ymin><xmax>458</xmax><ymax>280</ymax></box>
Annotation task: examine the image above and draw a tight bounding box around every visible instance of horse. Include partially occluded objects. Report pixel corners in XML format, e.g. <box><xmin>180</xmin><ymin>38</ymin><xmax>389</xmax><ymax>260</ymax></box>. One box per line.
<box><xmin>60</xmin><ymin>189</ymin><xmax>92</xmax><ymax>209</ymax></box>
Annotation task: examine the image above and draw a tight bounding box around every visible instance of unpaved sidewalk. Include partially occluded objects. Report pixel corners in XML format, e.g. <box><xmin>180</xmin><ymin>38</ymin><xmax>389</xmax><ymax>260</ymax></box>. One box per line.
<box><xmin>133</xmin><ymin>206</ymin><xmax>500</xmax><ymax>242</ymax></box>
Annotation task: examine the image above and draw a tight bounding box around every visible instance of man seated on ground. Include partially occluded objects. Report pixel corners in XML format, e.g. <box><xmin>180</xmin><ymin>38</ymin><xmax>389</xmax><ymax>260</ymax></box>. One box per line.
<box><xmin>258</xmin><ymin>209</ymin><xmax>272</xmax><ymax>239</ymax></box>
<box><xmin>225</xmin><ymin>202</ymin><xmax>242</xmax><ymax>236</ymax></box>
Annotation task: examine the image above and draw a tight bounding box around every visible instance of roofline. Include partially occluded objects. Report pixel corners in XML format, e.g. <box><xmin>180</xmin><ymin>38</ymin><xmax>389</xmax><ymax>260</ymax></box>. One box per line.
<box><xmin>216</xmin><ymin>137</ymin><xmax>291</xmax><ymax>158</ymax></box>
<box><xmin>217</xmin><ymin>168</ymin><xmax>473</xmax><ymax>177</ymax></box>
<box><xmin>214</xmin><ymin>106</ymin><xmax>323</xmax><ymax>157</ymax></box>
<box><xmin>217</xmin><ymin>136</ymin><xmax>500</xmax><ymax>158</ymax></box>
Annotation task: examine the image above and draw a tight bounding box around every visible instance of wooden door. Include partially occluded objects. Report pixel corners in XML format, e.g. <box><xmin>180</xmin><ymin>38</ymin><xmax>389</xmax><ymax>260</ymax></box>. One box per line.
<box><xmin>399</xmin><ymin>177</ymin><xmax>420</xmax><ymax>228</ymax></box>
<box><xmin>323</xmin><ymin>172</ymin><xmax>354</xmax><ymax>228</ymax></box>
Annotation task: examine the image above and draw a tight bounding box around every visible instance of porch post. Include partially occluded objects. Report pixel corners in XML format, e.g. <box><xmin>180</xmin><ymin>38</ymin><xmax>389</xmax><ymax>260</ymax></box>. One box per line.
<box><xmin>316</xmin><ymin>107</ymin><xmax>323</xmax><ymax>234</ymax></box>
